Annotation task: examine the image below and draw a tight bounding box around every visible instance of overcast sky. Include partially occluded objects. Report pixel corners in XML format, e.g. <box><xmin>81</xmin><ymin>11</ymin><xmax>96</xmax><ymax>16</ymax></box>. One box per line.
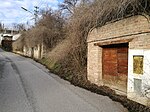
<box><xmin>0</xmin><ymin>0</ymin><xmax>63</xmax><ymax>28</ymax></box>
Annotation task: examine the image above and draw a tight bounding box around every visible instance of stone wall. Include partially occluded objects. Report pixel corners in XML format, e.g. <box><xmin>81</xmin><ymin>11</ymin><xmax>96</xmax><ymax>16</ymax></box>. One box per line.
<box><xmin>87</xmin><ymin>43</ymin><xmax>102</xmax><ymax>85</ymax></box>
<box><xmin>87</xmin><ymin>15</ymin><xmax>150</xmax><ymax>87</ymax></box>
<box><xmin>129</xmin><ymin>33</ymin><xmax>150</xmax><ymax>49</ymax></box>
<box><xmin>21</xmin><ymin>43</ymin><xmax>45</xmax><ymax>59</ymax></box>
<box><xmin>87</xmin><ymin>15</ymin><xmax>150</xmax><ymax>43</ymax></box>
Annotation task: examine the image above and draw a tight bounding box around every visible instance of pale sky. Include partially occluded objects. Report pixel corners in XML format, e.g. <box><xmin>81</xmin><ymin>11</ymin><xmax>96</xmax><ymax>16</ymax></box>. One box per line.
<box><xmin>0</xmin><ymin>0</ymin><xmax>63</xmax><ymax>28</ymax></box>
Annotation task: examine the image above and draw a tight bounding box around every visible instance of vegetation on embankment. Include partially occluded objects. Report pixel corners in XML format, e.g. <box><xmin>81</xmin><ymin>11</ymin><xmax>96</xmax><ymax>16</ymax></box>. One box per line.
<box><xmin>38</xmin><ymin>57</ymin><xmax>150</xmax><ymax>112</ymax></box>
<box><xmin>13</xmin><ymin>0</ymin><xmax>150</xmax><ymax>111</ymax></box>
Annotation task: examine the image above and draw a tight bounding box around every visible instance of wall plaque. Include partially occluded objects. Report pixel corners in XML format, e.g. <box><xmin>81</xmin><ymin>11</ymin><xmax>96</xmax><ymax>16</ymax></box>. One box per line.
<box><xmin>133</xmin><ymin>56</ymin><xmax>143</xmax><ymax>74</ymax></box>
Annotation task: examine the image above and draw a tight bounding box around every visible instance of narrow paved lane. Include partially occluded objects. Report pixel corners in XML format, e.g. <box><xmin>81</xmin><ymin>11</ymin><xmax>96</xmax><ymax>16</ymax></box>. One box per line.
<box><xmin>0</xmin><ymin>49</ymin><xmax>128</xmax><ymax>112</ymax></box>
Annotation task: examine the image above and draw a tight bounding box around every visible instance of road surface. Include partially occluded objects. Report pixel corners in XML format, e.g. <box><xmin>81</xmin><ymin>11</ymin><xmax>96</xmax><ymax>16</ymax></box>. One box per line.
<box><xmin>0</xmin><ymin>48</ymin><xmax>128</xmax><ymax>112</ymax></box>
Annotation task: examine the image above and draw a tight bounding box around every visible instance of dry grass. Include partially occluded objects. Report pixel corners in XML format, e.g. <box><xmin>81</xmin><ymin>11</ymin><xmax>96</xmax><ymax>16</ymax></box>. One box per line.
<box><xmin>13</xmin><ymin>0</ymin><xmax>150</xmax><ymax>84</ymax></box>
<box><xmin>60</xmin><ymin>0</ymin><xmax>150</xmax><ymax>75</ymax></box>
<box><xmin>47</xmin><ymin>38</ymin><xmax>72</xmax><ymax>62</ymax></box>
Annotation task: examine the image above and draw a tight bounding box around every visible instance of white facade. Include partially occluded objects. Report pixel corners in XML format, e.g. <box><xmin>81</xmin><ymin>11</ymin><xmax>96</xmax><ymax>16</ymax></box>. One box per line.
<box><xmin>0</xmin><ymin>33</ymin><xmax>3</xmax><ymax>45</ymax></box>
<box><xmin>0</xmin><ymin>30</ymin><xmax>21</xmax><ymax>45</ymax></box>
<box><xmin>128</xmin><ymin>49</ymin><xmax>150</xmax><ymax>106</ymax></box>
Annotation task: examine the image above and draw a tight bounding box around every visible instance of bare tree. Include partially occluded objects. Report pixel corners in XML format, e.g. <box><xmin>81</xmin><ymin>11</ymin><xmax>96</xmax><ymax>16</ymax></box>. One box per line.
<box><xmin>59</xmin><ymin>0</ymin><xmax>79</xmax><ymax>14</ymax></box>
<box><xmin>12</xmin><ymin>23</ymin><xmax>26</xmax><ymax>31</ymax></box>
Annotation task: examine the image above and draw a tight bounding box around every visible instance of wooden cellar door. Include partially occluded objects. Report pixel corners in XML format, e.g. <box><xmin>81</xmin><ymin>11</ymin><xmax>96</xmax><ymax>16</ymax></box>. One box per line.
<box><xmin>102</xmin><ymin>43</ymin><xmax>128</xmax><ymax>91</ymax></box>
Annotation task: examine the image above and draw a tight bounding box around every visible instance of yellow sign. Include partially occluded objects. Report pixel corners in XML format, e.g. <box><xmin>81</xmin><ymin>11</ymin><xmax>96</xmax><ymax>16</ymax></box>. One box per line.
<box><xmin>133</xmin><ymin>56</ymin><xmax>143</xmax><ymax>74</ymax></box>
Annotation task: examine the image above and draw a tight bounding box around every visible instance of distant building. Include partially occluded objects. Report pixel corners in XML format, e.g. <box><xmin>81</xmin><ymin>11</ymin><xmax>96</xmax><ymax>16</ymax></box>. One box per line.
<box><xmin>2</xmin><ymin>34</ymin><xmax>13</xmax><ymax>40</ymax></box>
<box><xmin>0</xmin><ymin>29</ymin><xmax>21</xmax><ymax>45</ymax></box>
<box><xmin>0</xmin><ymin>29</ymin><xmax>21</xmax><ymax>51</ymax></box>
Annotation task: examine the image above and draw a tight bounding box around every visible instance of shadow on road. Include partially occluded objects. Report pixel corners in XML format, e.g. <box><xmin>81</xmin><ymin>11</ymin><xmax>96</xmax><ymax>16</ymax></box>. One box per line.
<box><xmin>0</xmin><ymin>48</ymin><xmax>4</xmax><ymax>52</ymax></box>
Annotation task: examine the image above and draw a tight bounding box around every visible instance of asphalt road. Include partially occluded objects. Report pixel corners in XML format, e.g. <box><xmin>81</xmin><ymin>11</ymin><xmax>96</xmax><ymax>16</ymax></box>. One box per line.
<box><xmin>0</xmin><ymin>48</ymin><xmax>128</xmax><ymax>112</ymax></box>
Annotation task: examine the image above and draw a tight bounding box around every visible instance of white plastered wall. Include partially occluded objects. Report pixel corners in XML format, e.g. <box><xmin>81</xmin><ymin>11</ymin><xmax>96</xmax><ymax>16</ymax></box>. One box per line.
<box><xmin>128</xmin><ymin>49</ymin><xmax>150</xmax><ymax>106</ymax></box>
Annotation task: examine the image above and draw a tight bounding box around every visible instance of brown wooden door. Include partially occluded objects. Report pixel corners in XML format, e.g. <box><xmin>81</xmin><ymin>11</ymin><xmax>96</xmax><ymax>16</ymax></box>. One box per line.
<box><xmin>117</xmin><ymin>45</ymin><xmax>128</xmax><ymax>75</ymax></box>
<box><xmin>103</xmin><ymin>47</ymin><xmax>118</xmax><ymax>76</ymax></box>
<box><xmin>102</xmin><ymin>43</ymin><xmax>128</xmax><ymax>90</ymax></box>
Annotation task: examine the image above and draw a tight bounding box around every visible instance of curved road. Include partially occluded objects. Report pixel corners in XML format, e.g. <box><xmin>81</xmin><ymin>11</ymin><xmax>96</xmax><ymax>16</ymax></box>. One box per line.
<box><xmin>0</xmin><ymin>49</ymin><xmax>128</xmax><ymax>112</ymax></box>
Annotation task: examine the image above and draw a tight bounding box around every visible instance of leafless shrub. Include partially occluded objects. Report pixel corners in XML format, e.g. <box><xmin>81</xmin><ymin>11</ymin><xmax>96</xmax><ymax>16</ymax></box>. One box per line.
<box><xmin>13</xmin><ymin>9</ymin><xmax>65</xmax><ymax>52</ymax></box>
<box><xmin>37</xmin><ymin>10</ymin><xmax>65</xmax><ymax>49</ymax></box>
<box><xmin>58</xmin><ymin>0</ymin><xmax>150</xmax><ymax>81</ymax></box>
<box><xmin>12</xmin><ymin>32</ymin><xmax>26</xmax><ymax>51</ymax></box>
<box><xmin>13</xmin><ymin>0</ymin><xmax>150</xmax><ymax>81</ymax></box>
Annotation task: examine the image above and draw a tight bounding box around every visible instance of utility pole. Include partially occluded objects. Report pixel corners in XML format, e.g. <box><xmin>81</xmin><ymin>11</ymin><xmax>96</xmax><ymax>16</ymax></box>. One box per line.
<box><xmin>34</xmin><ymin>6</ymin><xmax>39</xmax><ymax>24</ymax></box>
<box><xmin>21</xmin><ymin>6</ymin><xmax>39</xmax><ymax>25</ymax></box>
